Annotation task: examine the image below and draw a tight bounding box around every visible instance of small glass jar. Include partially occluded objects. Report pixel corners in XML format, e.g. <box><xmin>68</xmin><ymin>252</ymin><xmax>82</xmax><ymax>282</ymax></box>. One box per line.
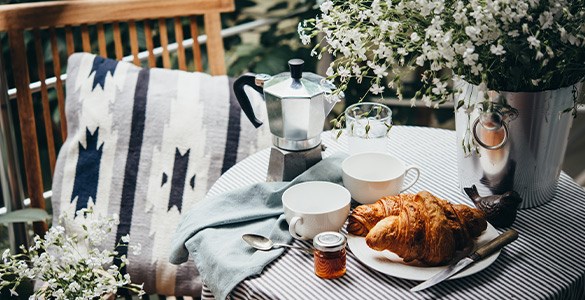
<box><xmin>313</xmin><ymin>231</ymin><xmax>346</xmax><ymax>279</ymax></box>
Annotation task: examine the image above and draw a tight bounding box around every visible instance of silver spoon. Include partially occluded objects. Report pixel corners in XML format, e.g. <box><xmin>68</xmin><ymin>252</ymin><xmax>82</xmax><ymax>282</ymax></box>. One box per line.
<box><xmin>242</xmin><ymin>234</ymin><xmax>314</xmax><ymax>255</ymax></box>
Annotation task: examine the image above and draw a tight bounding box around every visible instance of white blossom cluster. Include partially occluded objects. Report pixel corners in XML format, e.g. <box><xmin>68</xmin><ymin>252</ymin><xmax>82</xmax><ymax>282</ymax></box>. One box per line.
<box><xmin>0</xmin><ymin>209</ymin><xmax>144</xmax><ymax>299</ymax></box>
<box><xmin>299</xmin><ymin>0</ymin><xmax>585</xmax><ymax>105</ymax></box>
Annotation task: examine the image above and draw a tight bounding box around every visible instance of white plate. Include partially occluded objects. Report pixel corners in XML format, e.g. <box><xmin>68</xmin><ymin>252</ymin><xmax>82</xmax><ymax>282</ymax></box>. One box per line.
<box><xmin>347</xmin><ymin>223</ymin><xmax>500</xmax><ymax>281</ymax></box>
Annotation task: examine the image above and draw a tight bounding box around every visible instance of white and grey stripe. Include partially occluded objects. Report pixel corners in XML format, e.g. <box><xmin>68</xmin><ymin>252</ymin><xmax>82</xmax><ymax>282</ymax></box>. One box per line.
<box><xmin>203</xmin><ymin>126</ymin><xmax>585</xmax><ymax>300</ymax></box>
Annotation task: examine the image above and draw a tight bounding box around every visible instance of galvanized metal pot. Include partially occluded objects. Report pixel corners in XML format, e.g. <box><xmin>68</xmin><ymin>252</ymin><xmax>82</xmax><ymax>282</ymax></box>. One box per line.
<box><xmin>455</xmin><ymin>81</ymin><xmax>583</xmax><ymax>209</ymax></box>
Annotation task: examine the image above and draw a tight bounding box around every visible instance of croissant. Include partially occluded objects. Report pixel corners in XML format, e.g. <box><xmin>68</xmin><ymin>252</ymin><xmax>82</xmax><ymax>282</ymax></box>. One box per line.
<box><xmin>349</xmin><ymin>191</ymin><xmax>487</xmax><ymax>266</ymax></box>
<box><xmin>347</xmin><ymin>193</ymin><xmax>415</xmax><ymax>236</ymax></box>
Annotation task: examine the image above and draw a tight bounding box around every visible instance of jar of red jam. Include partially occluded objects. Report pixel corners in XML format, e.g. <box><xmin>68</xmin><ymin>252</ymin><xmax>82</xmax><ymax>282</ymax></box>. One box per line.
<box><xmin>313</xmin><ymin>231</ymin><xmax>346</xmax><ymax>279</ymax></box>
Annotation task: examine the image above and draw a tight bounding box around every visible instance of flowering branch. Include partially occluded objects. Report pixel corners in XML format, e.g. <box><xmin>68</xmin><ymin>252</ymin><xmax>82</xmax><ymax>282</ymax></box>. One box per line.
<box><xmin>299</xmin><ymin>0</ymin><xmax>585</xmax><ymax>105</ymax></box>
<box><xmin>0</xmin><ymin>209</ymin><xmax>144</xmax><ymax>299</ymax></box>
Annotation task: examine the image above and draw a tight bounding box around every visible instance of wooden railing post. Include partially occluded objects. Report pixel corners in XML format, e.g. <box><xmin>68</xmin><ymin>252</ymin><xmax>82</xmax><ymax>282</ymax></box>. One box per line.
<box><xmin>0</xmin><ymin>40</ymin><xmax>29</xmax><ymax>251</ymax></box>
<box><xmin>204</xmin><ymin>12</ymin><xmax>226</xmax><ymax>75</ymax></box>
<box><xmin>8</xmin><ymin>29</ymin><xmax>48</xmax><ymax>235</ymax></box>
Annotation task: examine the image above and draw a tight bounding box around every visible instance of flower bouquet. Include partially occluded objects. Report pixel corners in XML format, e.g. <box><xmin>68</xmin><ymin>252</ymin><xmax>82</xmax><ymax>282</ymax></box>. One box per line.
<box><xmin>299</xmin><ymin>0</ymin><xmax>584</xmax><ymax>105</ymax></box>
<box><xmin>299</xmin><ymin>0</ymin><xmax>585</xmax><ymax>208</ymax></box>
<box><xmin>0</xmin><ymin>209</ymin><xmax>144</xmax><ymax>299</ymax></box>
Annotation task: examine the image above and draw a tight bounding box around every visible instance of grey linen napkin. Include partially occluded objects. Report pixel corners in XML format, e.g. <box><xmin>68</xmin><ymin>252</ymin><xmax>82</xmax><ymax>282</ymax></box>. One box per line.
<box><xmin>169</xmin><ymin>154</ymin><xmax>348</xmax><ymax>300</ymax></box>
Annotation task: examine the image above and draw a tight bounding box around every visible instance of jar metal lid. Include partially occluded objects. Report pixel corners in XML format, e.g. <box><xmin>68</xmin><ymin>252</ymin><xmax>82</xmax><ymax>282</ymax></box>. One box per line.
<box><xmin>313</xmin><ymin>231</ymin><xmax>346</xmax><ymax>252</ymax></box>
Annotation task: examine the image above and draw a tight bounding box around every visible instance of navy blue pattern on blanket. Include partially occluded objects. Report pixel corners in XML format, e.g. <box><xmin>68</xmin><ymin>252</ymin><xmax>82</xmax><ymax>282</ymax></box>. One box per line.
<box><xmin>71</xmin><ymin>127</ymin><xmax>103</xmax><ymax>211</ymax></box>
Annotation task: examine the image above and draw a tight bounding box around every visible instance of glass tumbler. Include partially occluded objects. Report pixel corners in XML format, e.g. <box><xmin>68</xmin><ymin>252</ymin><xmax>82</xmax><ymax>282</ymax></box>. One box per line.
<box><xmin>345</xmin><ymin>102</ymin><xmax>392</xmax><ymax>155</ymax></box>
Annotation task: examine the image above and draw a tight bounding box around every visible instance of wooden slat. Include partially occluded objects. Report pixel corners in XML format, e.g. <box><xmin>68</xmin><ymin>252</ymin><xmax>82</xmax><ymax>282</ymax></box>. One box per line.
<box><xmin>158</xmin><ymin>18</ymin><xmax>171</xmax><ymax>69</ymax></box>
<box><xmin>204</xmin><ymin>12</ymin><xmax>226</xmax><ymax>75</ymax></box>
<box><xmin>143</xmin><ymin>20</ymin><xmax>156</xmax><ymax>68</ymax></box>
<box><xmin>33</xmin><ymin>29</ymin><xmax>56</xmax><ymax>174</ymax></box>
<box><xmin>49</xmin><ymin>28</ymin><xmax>67</xmax><ymax>141</ymax></box>
<box><xmin>81</xmin><ymin>24</ymin><xmax>91</xmax><ymax>52</ymax></box>
<box><xmin>113</xmin><ymin>22</ymin><xmax>123</xmax><ymax>60</ymax></box>
<box><xmin>8</xmin><ymin>30</ymin><xmax>48</xmax><ymax>235</ymax></box>
<box><xmin>97</xmin><ymin>23</ymin><xmax>107</xmax><ymax>56</ymax></box>
<box><xmin>65</xmin><ymin>26</ymin><xmax>75</xmax><ymax>55</ymax></box>
<box><xmin>0</xmin><ymin>0</ymin><xmax>235</xmax><ymax>31</ymax></box>
<box><xmin>174</xmin><ymin>17</ymin><xmax>187</xmax><ymax>71</ymax></box>
<box><xmin>189</xmin><ymin>16</ymin><xmax>203</xmax><ymax>72</ymax></box>
<box><xmin>128</xmin><ymin>20</ymin><xmax>140</xmax><ymax>66</ymax></box>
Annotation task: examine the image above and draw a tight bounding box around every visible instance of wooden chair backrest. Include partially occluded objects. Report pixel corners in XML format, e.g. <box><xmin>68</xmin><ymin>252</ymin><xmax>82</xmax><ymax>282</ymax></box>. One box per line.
<box><xmin>0</xmin><ymin>0</ymin><xmax>234</xmax><ymax>234</ymax></box>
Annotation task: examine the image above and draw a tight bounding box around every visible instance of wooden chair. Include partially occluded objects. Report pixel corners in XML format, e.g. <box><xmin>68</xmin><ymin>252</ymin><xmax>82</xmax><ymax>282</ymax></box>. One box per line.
<box><xmin>0</xmin><ymin>0</ymin><xmax>234</xmax><ymax>236</ymax></box>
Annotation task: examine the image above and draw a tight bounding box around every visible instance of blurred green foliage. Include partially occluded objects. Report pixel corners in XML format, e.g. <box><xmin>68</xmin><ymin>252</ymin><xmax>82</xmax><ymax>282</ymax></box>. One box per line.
<box><xmin>224</xmin><ymin>0</ymin><xmax>319</xmax><ymax>76</ymax></box>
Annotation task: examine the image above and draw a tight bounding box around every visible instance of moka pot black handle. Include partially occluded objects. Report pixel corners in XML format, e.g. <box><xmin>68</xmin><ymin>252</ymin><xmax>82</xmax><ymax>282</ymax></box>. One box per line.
<box><xmin>233</xmin><ymin>73</ymin><xmax>264</xmax><ymax>128</ymax></box>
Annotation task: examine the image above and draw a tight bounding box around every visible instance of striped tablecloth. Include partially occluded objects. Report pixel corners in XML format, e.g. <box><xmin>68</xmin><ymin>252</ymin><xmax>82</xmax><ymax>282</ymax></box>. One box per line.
<box><xmin>202</xmin><ymin>126</ymin><xmax>585</xmax><ymax>300</ymax></box>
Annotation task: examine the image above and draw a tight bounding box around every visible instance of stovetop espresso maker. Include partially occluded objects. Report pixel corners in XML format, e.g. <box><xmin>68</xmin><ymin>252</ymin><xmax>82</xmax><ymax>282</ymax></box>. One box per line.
<box><xmin>233</xmin><ymin>59</ymin><xmax>340</xmax><ymax>181</ymax></box>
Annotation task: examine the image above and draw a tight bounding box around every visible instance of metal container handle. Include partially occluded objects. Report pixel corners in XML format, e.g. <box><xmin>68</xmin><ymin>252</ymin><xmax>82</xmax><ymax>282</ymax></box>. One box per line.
<box><xmin>472</xmin><ymin>118</ymin><xmax>509</xmax><ymax>150</ymax></box>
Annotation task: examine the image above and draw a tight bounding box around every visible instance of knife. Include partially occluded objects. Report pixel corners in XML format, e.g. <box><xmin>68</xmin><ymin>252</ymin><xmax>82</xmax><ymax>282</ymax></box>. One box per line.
<box><xmin>410</xmin><ymin>229</ymin><xmax>519</xmax><ymax>292</ymax></box>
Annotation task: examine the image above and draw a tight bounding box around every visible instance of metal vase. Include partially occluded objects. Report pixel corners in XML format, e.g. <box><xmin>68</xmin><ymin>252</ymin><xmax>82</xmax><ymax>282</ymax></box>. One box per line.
<box><xmin>455</xmin><ymin>81</ymin><xmax>583</xmax><ymax>209</ymax></box>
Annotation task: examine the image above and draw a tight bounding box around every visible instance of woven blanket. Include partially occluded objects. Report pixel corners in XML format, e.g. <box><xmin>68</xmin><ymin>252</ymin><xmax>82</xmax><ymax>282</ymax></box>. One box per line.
<box><xmin>51</xmin><ymin>53</ymin><xmax>271</xmax><ymax>296</ymax></box>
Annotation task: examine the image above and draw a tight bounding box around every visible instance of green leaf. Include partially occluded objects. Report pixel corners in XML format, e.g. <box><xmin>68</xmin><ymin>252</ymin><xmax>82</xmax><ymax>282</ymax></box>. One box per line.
<box><xmin>0</xmin><ymin>208</ymin><xmax>49</xmax><ymax>225</ymax></box>
<box><xmin>456</xmin><ymin>100</ymin><xmax>465</xmax><ymax>110</ymax></box>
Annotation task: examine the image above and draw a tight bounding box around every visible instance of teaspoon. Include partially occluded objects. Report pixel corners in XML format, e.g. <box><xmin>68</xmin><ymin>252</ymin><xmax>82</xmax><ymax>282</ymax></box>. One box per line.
<box><xmin>242</xmin><ymin>234</ymin><xmax>314</xmax><ymax>255</ymax></box>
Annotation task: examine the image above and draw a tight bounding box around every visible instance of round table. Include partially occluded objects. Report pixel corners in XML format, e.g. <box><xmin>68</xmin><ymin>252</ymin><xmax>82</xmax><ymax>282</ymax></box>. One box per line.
<box><xmin>202</xmin><ymin>126</ymin><xmax>585</xmax><ymax>300</ymax></box>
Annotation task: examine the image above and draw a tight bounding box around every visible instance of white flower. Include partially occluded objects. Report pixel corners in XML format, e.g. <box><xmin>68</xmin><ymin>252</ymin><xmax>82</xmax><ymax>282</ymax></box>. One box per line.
<box><xmin>422</xmin><ymin>95</ymin><xmax>432</xmax><ymax>107</ymax></box>
<box><xmin>121</xmin><ymin>234</ymin><xmax>130</xmax><ymax>243</ymax></box>
<box><xmin>431</xmin><ymin>78</ymin><xmax>447</xmax><ymax>95</ymax></box>
<box><xmin>462</xmin><ymin>46</ymin><xmax>478</xmax><ymax>66</ymax></box>
<box><xmin>415</xmin><ymin>55</ymin><xmax>426</xmax><ymax>66</ymax></box>
<box><xmin>352</xmin><ymin>65</ymin><xmax>361</xmax><ymax>76</ymax></box>
<box><xmin>337</xmin><ymin>66</ymin><xmax>351</xmax><ymax>79</ymax></box>
<box><xmin>539</xmin><ymin>11</ymin><xmax>554</xmax><ymax>30</ymax></box>
<box><xmin>508</xmin><ymin>30</ymin><xmax>520</xmax><ymax>37</ymax></box>
<box><xmin>527</xmin><ymin>36</ymin><xmax>541</xmax><ymax>48</ymax></box>
<box><xmin>298</xmin><ymin>23</ymin><xmax>311</xmax><ymax>45</ymax></box>
<box><xmin>471</xmin><ymin>63</ymin><xmax>484</xmax><ymax>76</ymax></box>
<box><xmin>372</xmin><ymin>64</ymin><xmax>388</xmax><ymax>78</ymax></box>
<box><xmin>465</xmin><ymin>26</ymin><xmax>481</xmax><ymax>40</ymax></box>
<box><xmin>319</xmin><ymin>0</ymin><xmax>333</xmax><ymax>14</ymax></box>
<box><xmin>370</xmin><ymin>83</ymin><xmax>385</xmax><ymax>94</ymax></box>
<box><xmin>326</xmin><ymin>66</ymin><xmax>334</xmax><ymax>77</ymax></box>
<box><xmin>410</xmin><ymin>32</ymin><xmax>421</xmax><ymax>42</ymax></box>
<box><xmin>490</xmin><ymin>44</ymin><xmax>506</xmax><ymax>55</ymax></box>
<box><xmin>69</xmin><ymin>281</ymin><xmax>81</xmax><ymax>292</ymax></box>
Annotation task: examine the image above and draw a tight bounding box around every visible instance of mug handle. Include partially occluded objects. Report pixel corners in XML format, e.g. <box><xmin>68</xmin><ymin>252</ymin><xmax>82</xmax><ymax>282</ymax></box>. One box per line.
<box><xmin>400</xmin><ymin>165</ymin><xmax>421</xmax><ymax>193</ymax></box>
<box><xmin>289</xmin><ymin>216</ymin><xmax>305</xmax><ymax>240</ymax></box>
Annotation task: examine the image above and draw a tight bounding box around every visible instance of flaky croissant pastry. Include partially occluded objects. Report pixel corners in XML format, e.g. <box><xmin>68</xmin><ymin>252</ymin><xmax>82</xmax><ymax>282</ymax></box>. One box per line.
<box><xmin>348</xmin><ymin>191</ymin><xmax>487</xmax><ymax>266</ymax></box>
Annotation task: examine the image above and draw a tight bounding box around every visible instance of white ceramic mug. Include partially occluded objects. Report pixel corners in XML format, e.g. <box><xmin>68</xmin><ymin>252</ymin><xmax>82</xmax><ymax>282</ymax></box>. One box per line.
<box><xmin>342</xmin><ymin>152</ymin><xmax>421</xmax><ymax>204</ymax></box>
<box><xmin>282</xmin><ymin>181</ymin><xmax>351</xmax><ymax>240</ymax></box>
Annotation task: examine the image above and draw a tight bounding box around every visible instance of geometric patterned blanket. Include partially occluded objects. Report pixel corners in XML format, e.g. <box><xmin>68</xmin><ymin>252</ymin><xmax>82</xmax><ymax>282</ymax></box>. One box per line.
<box><xmin>51</xmin><ymin>53</ymin><xmax>270</xmax><ymax>296</ymax></box>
